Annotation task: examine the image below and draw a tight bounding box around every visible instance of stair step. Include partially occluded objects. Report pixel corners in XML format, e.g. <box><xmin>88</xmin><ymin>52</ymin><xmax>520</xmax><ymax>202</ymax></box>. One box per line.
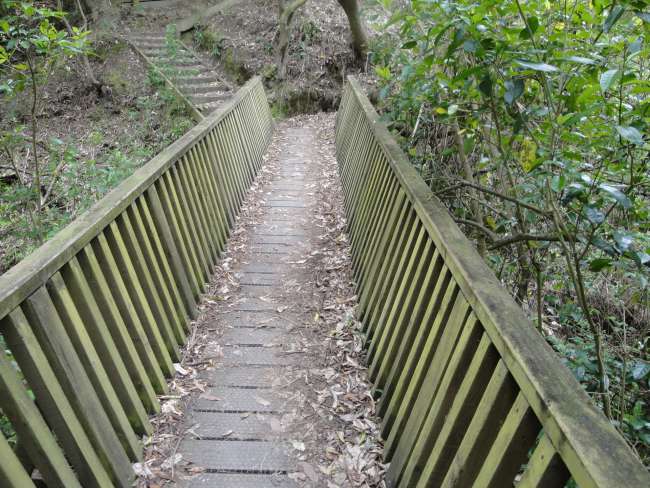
<box><xmin>189</xmin><ymin>92</ymin><xmax>231</xmax><ymax>104</ymax></box>
<box><xmin>149</xmin><ymin>56</ymin><xmax>200</xmax><ymax>66</ymax></box>
<box><xmin>134</xmin><ymin>41</ymin><xmax>168</xmax><ymax>49</ymax></box>
<box><xmin>178</xmin><ymin>81</ymin><xmax>230</xmax><ymax>94</ymax></box>
<box><xmin>197</xmin><ymin>100</ymin><xmax>230</xmax><ymax>113</ymax></box>
<box><xmin>173</xmin><ymin>73</ymin><xmax>223</xmax><ymax>84</ymax></box>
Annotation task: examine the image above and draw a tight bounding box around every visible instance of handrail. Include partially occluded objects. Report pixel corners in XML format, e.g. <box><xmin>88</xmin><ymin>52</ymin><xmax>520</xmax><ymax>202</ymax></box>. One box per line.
<box><xmin>335</xmin><ymin>76</ymin><xmax>649</xmax><ymax>488</ymax></box>
<box><xmin>0</xmin><ymin>77</ymin><xmax>273</xmax><ymax>487</ymax></box>
<box><xmin>0</xmin><ymin>77</ymin><xmax>262</xmax><ymax>320</ymax></box>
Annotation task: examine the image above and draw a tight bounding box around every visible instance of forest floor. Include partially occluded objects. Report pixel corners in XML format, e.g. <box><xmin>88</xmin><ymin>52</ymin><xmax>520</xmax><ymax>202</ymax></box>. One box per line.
<box><xmin>0</xmin><ymin>34</ymin><xmax>195</xmax><ymax>274</ymax></box>
<box><xmin>185</xmin><ymin>0</ymin><xmax>380</xmax><ymax>115</ymax></box>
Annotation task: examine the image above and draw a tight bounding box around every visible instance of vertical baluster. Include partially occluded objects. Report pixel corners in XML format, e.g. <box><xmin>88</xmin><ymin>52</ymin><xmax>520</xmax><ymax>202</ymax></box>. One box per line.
<box><xmin>92</xmin><ymin>233</ymin><xmax>170</xmax><ymax>390</ymax></box>
<box><xmin>149</xmin><ymin>181</ymin><xmax>202</xmax><ymax>305</ymax></box>
<box><xmin>187</xmin><ymin>145</ymin><xmax>220</xmax><ymax>261</ymax></box>
<box><xmin>20</xmin><ymin>289</ymin><xmax>133</xmax><ymax>486</ymax></box>
<box><xmin>161</xmin><ymin>170</ymin><xmax>206</xmax><ymax>289</ymax></box>
<box><xmin>127</xmin><ymin>201</ymin><xmax>187</xmax><ymax>345</ymax></box>
<box><xmin>170</xmin><ymin>163</ymin><xmax>212</xmax><ymax>279</ymax></box>
<box><xmin>366</xmin><ymin>219</ymin><xmax>424</xmax><ymax>358</ymax></box>
<box><xmin>180</xmin><ymin>151</ymin><xmax>217</xmax><ymax>268</ymax></box>
<box><xmin>206</xmin><ymin>130</ymin><xmax>237</xmax><ymax>226</ymax></box>
<box><xmin>377</xmin><ymin>249</ymin><xmax>442</xmax><ymax>413</ymax></box>
<box><xmin>515</xmin><ymin>434</ymin><xmax>570</xmax><ymax>488</ymax></box>
<box><xmin>78</xmin><ymin>244</ymin><xmax>160</xmax><ymax>412</ymax></box>
<box><xmin>0</xmin><ymin>344</ymin><xmax>83</xmax><ymax>487</ymax></box>
<box><xmin>48</xmin><ymin>269</ymin><xmax>144</xmax><ymax>459</ymax></box>
<box><xmin>370</xmin><ymin>236</ymin><xmax>434</xmax><ymax>387</ymax></box>
<box><xmin>193</xmin><ymin>141</ymin><xmax>227</xmax><ymax>253</ymax></box>
<box><xmin>0</xmin><ymin>432</ymin><xmax>35</xmax><ymax>487</ymax></box>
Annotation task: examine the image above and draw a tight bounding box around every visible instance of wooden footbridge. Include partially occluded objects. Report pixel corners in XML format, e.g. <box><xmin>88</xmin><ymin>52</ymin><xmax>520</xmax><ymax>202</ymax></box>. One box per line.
<box><xmin>0</xmin><ymin>78</ymin><xmax>648</xmax><ymax>487</ymax></box>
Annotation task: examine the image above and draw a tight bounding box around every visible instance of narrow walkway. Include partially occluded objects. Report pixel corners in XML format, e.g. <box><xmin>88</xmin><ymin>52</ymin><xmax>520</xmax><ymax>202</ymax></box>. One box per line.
<box><xmin>158</xmin><ymin>116</ymin><xmax>384</xmax><ymax>487</ymax></box>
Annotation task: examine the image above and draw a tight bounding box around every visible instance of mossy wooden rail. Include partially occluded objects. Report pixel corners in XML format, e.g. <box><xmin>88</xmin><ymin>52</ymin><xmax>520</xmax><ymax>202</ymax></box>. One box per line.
<box><xmin>335</xmin><ymin>77</ymin><xmax>650</xmax><ymax>488</ymax></box>
<box><xmin>0</xmin><ymin>77</ymin><xmax>273</xmax><ymax>487</ymax></box>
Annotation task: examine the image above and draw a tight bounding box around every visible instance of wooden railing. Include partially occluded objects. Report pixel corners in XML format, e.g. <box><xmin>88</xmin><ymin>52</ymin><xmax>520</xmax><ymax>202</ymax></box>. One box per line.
<box><xmin>335</xmin><ymin>77</ymin><xmax>650</xmax><ymax>488</ymax></box>
<box><xmin>0</xmin><ymin>77</ymin><xmax>273</xmax><ymax>487</ymax></box>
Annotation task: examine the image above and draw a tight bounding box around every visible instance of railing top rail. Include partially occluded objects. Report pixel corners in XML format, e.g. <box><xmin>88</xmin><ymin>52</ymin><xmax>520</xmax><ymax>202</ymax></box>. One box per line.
<box><xmin>0</xmin><ymin>77</ymin><xmax>262</xmax><ymax>321</ymax></box>
<box><xmin>343</xmin><ymin>76</ymin><xmax>649</xmax><ymax>487</ymax></box>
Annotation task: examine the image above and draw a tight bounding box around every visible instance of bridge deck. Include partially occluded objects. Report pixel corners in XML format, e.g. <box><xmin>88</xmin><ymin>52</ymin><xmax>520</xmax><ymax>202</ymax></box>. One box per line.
<box><xmin>174</xmin><ymin>116</ymin><xmax>378</xmax><ymax>486</ymax></box>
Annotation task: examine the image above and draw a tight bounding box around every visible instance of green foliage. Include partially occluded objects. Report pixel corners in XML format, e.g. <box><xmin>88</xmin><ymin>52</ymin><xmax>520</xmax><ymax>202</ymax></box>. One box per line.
<box><xmin>372</xmin><ymin>0</ymin><xmax>649</xmax><ymax>464</ymax></box>
<box><xmin>0</xmin><ymin>0</ymin><xmax>91</xmax><ymax>243</ymax></box>
<box><xmin>193</xmin><ymin>26</ymin><xmax>225</xmax><ymax>58</ymax></box>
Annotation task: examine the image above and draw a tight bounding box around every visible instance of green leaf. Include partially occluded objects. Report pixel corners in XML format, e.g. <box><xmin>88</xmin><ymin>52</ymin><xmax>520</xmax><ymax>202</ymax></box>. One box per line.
<box><xmin>504</xmin><ymin>79</ymin><xmax>524</xmax><ymax>105</ymax></box>
<box><xmin>631</xmin><ymin>361</ymin><xmax>650</xmax><ymax>380</ymax></box>
<box><xmin>589</xmin><ymin>258</ymin><xmax>612</xmax><ymax>272</ymax></box>
<box><xmin>585</xmin><ymin>206</ymin><xmax>605</xmax><ymax>224</ymax></box>
<box><xmin>616</xmin><ymin>125</ymin><xmax>644</xmax><ymax>146</ymax></box>
<box><xmin>604</xmin><ymin>5</ymin><xmax>625</xmax><ymax>33</ymax></box>
<box><xmin>478</xmin><ymin>74</ymin><xmax>492</xmax><ymax>96</ymax></box>
<box><xmin>613</xmin><ymin>231</ymin><xmax>633</xmax><ymax>252</ymax></box>
<box><xmin>516</xmin><ymin>60</ymin><xmax>559</xmax><ymax>72</ymax></box>
<box><xmin>563</xmin><ymin>56</ymin><xmax>597</xmax><ymax>65</ymax></box>
<box><xmin>600</xmin><ymin>69</ymin><xmax>619</xmax><ymax>92</ymax></box>
<box><xmin>401</xmin><ymin>40</ymin><xmax>417</xmax><ymax>49</ymax></box>
<box><xmin>0</xmin><ymin>20</ymin><xmax>9</xmax><ymax>33</ymax></box>
<box><xmin>600</xmin><ymin>184</ymin><xmax>631</xmax><ymax>208</ymax></box>
<box><xmin>375</xmin><ymin>66</ymin><xmax>391</xmax><ymax>80</ymax></box>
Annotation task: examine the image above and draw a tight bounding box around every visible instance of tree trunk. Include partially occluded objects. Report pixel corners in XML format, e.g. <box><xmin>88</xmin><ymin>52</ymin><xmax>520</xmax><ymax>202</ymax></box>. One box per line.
<box><xmin>277</xmin><ymin>0</ymin><xmax>308</xmax><ymax>80</ymax></box>
<box><xmin>336</xmin><ymin>0</ymin><xmax>368</xmax><ymax>62</ymax></box>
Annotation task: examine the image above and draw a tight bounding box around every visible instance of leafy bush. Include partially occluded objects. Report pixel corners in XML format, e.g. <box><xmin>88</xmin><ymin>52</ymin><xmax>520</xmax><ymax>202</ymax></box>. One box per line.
<box><xmin>371</xmin><ymin>0</ymin><xmax>649</xmax><ymax>464</ymax></box>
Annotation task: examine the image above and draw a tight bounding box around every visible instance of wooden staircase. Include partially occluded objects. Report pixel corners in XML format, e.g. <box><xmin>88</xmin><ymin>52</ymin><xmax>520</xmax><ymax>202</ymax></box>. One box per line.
<box><xmin>128</xmin><ymin>32</ymin><xmax>233</xmax><ymax>115</ymax></box>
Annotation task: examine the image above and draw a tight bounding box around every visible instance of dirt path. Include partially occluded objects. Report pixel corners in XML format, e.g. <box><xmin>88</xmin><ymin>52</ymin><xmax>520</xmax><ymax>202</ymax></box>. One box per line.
<box><xmin>138</xmin><ymin>115</ymin><xmax>384</xmax><ymax>487</ymax></box>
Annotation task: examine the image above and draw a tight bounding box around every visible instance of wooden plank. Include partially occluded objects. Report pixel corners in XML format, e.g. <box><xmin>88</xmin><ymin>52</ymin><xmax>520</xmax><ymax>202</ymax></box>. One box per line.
<box><xmin>470</xmin><ymin>392</ymin><xmax>541</xmax><ymax>488</ymax></box>
<box><xmin>378</xmin><ymin>263</ymin><xmax>453</xmax><ymax>426</ymax></box>
<box><xmin>375</xmin><ymin>249</ymin><xmax>442</xmax><ymax>407</ymax></box>
<box><xmin>394</xmin><ymin>333</ymin><xmax>498</xmax><ymax>487</ymax></box>
<box><xmin>116</xmin><ymin>212</ymin><xmax>182</xmax><ymax>359</ymax></box>
<box><xmin>353</xmin><ymin>168</ymin><xmax>398</xmax><ymax>288</ymax></box>
<box><xmin>21</xmin><ymin>287</ymin><xmax>133</xmax><ymax>486</ymax></box>
<box><xmin>364</xmin><ymin>209</ymin><xmax>419</xmax><ymax>341</ymax></box>
<box><xmin>2</xmin><ymin>308</ymin><xmax>114</xmax><ymax>487</ymax></box>
<box><xmin>346</xmin><ymin>144</ymin><xmax>383</xmax><ymax>254</ymax></box>
<box><xmin>148</xmin><ymin>182</ymin><xmax>201</xmax><ymax>306</ymax></box>
<box><xmin>209</xmin><ymin>125</ymin><xmax>240</xmax><ymax>214</ymax></box>
<box><xmin>131</xmin><ymin>198</ymin><xmax>189</xmax><ymax>340</ymax></box>
<box><xmin>355</xmin><ymin>172</ymin><xmax>401</xmax><ymax>291</ymax></box>
<box><xmin>92</xmin><ymin>233</ymin><xmax>169</xmax><ymax>394</ymax></box>
<box><xmin>47</xmin><ymin>271</ymin><xmax>142</xmax><ymax>461</ymax></box>
<box><xmin>188</xmin><ymin>144</ymin><xmax>222</xmax><ymax>259</ymax></box>
<box><xmin>370</xmin><ymin>238</ymin><xmax>434</xmax><ymax>388</ymax></box>
<box><xmin>193</xmin><ymin>141</ymin><xmax>228</xmax><ymax>252</ymax></box>
<box><xmin>205</xmin><ymin>130</ymin><xmax>236</xmax><ymax>227</ymax></box>
<box><xmin>367</xmin><ymin>224</ymin><xmax>427</xmax><ymax>373</ymax></box>
<box><xmin>439</xmin><ymin>361</ymin><xmax>518</xmax><ymax>487</ymax></box>
<box><xmin>0</xmin><ymin>432</ymin><xmax>36</xmax><ymax>488</ymax></box>
<box><xmin>357</xmin><ymin>191</ymin><xmax>408</xmax><ymax>320</ymax></box>
<box><xmin>104</xmin><ymin>221</ymin><xmax>175</xmax><ymax>375</ymax></box>
<box><xmin>78</xmin><ymin>243</ymin><xmax>160</xmax><ymax>412</ymax></box>
<box><xmin>128</xmin><ymin>199</ymin><xmax>189</xmax><ymax>340</ymax></box>
<box><xmin>386</xmin><ymin>293</ymin><xmax>472</xmax><ymax>469</ymax></box>
<box><xmin>517</xmin><ymin>434</ymin><xmax>571</xmax><ymax>488</ymax></box>
<box><xmin>178</xmin><ymin>153</ymin><xmax>217</xmax><ymax>268</ymax></box>
<box><xmin>0</xmin><ymin>344</ymin><xmax>81</xmax><ymax>488</ymax></box>
<box><xmin>62</xmin><ymin>256</ymin><xmax>152</xmax><ymax>434</ymax></box>
<box><xmin>169</xmin><ymin>164</ymin><xmax>211</xmax><ymax>280</ymax></box>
